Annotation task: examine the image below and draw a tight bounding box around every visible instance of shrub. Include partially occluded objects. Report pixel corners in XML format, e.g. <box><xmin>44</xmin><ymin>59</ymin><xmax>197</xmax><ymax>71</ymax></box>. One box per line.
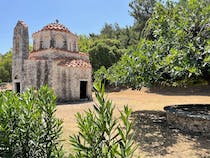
<box><xmin>0</xmin><ymin>86</ymin><xmax>63</xmax><ymax>158</ymax></box>
<box><xmin>69</xmin><ymin>83</ymin><xmax>137</xmax><ymax>158</ymax></box>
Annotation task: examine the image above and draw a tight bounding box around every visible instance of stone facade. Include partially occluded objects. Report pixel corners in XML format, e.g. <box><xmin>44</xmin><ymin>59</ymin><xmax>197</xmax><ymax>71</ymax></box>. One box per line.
<box><xmin>12</xmin><ymin>20</ymin><xmax>92</xmax><ymax>102</ymax></box>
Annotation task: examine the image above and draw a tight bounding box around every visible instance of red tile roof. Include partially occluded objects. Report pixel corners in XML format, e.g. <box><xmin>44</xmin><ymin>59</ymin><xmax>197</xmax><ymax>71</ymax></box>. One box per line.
<box><xmin>30</xmin><ymin>48</ymin><xmax>89</xmax><ymax>56</ymax></box>
<box><xmin>41</xmin><ymin>22</ymin><xmax>71</xmax><ymax>33</ymax></box>
<box><xmin>58</xmin><ymin>59</ymin><xmax>91</xmax><ymax>68</ymax></box>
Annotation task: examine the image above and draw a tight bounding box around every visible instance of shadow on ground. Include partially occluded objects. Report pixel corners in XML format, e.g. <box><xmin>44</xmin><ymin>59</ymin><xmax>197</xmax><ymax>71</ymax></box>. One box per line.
<box><xmin>131</xmin><ymin>110</ymin><xmax>210</xmax><ymax>157</ymax></box>
<box><xmin>131</xmin><ymin>110</ymin><xmax>177</xmax><ymax>156</ymax></box>
<box><xmin>146</xmin><ymin>85</ymin><xmax>210</xmax><ymax>96</ymax></box>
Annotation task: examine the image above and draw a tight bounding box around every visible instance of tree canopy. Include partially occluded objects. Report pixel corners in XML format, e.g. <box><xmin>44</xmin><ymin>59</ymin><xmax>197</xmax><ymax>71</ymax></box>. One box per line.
<box><xmin>89</xmin><ymin>39</ymin><xmax>126</xmax><ymax>71</ymax></box>
<box><xmin>97</xmin><ymin>0</ymin><xmax>210</xmax><ymax>88</ymax></box>
<box><xmin>0</xmin><ymin>51</ymin><xmax>12</xmax><ymax>83</ymax></box>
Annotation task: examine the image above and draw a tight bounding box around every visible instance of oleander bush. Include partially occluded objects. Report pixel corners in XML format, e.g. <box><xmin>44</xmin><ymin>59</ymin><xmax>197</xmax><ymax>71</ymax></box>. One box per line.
<box><xmin>0</xmin><ymin>86</ymin><xmax>63</xmax><ymax>158</ymax></box>
<box><xmin>0</xmin><ymin>84</ymin><xmax>137</xmax><ymax>158</ymax></box>
<box><xmin>69</xmin><ymin>83</ymin><xmax>137</xmax><ymax>158</ymax></box>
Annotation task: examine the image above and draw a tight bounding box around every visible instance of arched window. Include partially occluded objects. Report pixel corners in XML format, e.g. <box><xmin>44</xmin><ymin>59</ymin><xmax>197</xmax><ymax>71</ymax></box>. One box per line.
<box><xmin>33</xmin><ymin>40</ymin><xmax>36</xmax><ymax>50</ymax></box>
<box><xmin>14</xmin><ymin>75</ymin><xmax>19</xmax><ymax>79</ymax></box>
<box><xmin>73</xmin><ymin>41</ymin><xmax>77</xmax><ymax>51</ymax></box>
<box><xmin>50</xmin><ymin>38</ymin><xmax>56</xmax><ymax>48</ymax></box>
<box><xmin>40</xmin><ymin>41</ymin><xmax>43</xmax><ymax>49</ymax></box>
<box><xmin>69</xmin><ymin>42</ymin><xmax>71</xmax><ymax>51</ymax></box>
<box><xmin>63</xmin><ymin>40</ymin><xmax>67</xmax><ymax>50</ymax></box>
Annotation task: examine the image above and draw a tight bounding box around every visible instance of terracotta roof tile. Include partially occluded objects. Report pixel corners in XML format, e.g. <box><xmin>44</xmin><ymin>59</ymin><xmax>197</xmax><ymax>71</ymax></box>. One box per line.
<box><xmin>30</xmin><ymin>48</ymin><xmax>89</xmax><ymax>56</ymax></box>
<box><xmin>58</xmin><ymin>59</ymin><xmax>91</xmax><ymax>68</ymax></box>
<box><xmin>33</xmin><ymin>21</ymin><xmax>71</xmax><ymax>35</ymax></box>
<box><xmin>41</xmin><ymin>22</ymin><xmax>70</xmax><ymax>33</ymax></box>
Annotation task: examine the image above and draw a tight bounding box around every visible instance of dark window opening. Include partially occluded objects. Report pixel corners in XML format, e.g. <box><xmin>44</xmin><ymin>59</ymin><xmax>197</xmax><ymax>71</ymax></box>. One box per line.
<box><xmin>63</xmin><ymin>40</ymin><xmax>67</xmax><ymax>50</ymax></box>
<box><xmin>14</xmin><ymin>75</ymin><xmax>19</xmax><ymax>79</ymax></box>
<box><xmin>40</xmin><ymin>41</ymin><xmax>43</xmax><ymax>49</ymax></box>
<box><xmin>50</xmin><ymin>39</ymin><xmax>55</xmax><ymax>48</ymax></box>
<box><xmin>33</xmin><ymin>40</ymin><xmax>36</xmax><ymax>51</ymax></box>
<box><xmin>80</xmin><ymin>81</ymin><xmax>87</xmax><ymax>99</ymax></box>
<box><xmin>15</xmin><ymin>82</ymin><xmax>20</xmax><ymax>93</ymax></box>
<box><xmin>73</xmin><ymin>41</ymin><xmax>77</xmax><ymax>51</ymax></box>
<box><xmin>69</xmin><ymin>43</ymin><xmax>72</xmax><ymax>51</ymax></box>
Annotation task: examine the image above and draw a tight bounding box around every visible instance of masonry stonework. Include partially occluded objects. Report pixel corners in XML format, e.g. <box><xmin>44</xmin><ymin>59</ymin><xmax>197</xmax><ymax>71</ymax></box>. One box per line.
<box><xmin>12</xmin><ymin>20</ymin><xmax>92</xmax><ymax>102</ymax></box>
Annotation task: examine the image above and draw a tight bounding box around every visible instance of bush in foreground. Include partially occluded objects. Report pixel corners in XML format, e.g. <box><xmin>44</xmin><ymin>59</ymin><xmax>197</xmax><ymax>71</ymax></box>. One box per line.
<box><xmin>69</xmin><ymin>83</ymin><xmax>137</xmax><ymax>158</ymax></box>
<box><xmin>0</xmin><ymin>86</ymin><xmax>63</xmax><ymax>158</ymax></box>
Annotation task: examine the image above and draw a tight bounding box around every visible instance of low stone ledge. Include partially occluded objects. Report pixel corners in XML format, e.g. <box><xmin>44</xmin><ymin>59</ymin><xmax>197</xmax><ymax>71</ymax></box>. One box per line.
<box><xmin>164</xmin><ymin>104</ymin><xmax>210</xmax><ymax>135</ymax></box>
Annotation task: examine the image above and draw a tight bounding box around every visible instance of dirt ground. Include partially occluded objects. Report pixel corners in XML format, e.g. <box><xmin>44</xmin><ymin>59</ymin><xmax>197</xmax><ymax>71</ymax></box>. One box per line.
<box><xmin>56</xmin><ymin>86</ymin><xmax>210</xmax><ymax>158</ymax></box>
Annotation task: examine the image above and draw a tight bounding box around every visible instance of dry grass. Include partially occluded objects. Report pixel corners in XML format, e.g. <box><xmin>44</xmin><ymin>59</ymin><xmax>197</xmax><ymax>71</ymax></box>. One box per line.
<box><xmin>56</xmin><ymin>86</ymin><xmax>210</xmax><ymax>157</ymax></box>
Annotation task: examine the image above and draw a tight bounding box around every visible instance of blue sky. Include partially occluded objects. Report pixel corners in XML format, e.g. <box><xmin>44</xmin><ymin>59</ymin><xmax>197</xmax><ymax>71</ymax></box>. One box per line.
<box><xmin>0</xmin><ymin>0</ymin><xmax>134</xmax><ymax>54</ymax></box>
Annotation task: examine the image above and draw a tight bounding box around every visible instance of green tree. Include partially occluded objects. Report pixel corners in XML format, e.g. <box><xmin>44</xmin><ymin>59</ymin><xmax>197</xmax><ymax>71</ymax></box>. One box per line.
<box><xmin>144</xmin><ymin>0</ymin><xmax>210</xmax><ymax>84</ymax></box>
<box><xmin>100</xmin><ymin>23</ymin><xmax>123</xmax><ymax>40</ymax></box>
<box><xmin>100</xmin><ymin>23</ymin><xmax>116</xmax><ymax>39</ymax></box>
<box><xmin>99</xmin><ymin>23</ymin><xmax>139</xmax><ymax>48</ymax></box>
<box><xmin>0</xmin><ymin>50</ymin><xmax>12</xmax><ymax>82</ymax></box>
<box><xmin>78</xmin><ymin>35</ymin><xmax>93</xmax><ymax>53</ymax></box>
<box><xmin>101</xmin><ymin>0</ymin><xmax>210</xmax><ymax>88</ymax></box>
<box><xmin>94</xmin><ymin>66</ymin><xmax>108</xmax><ymax>83</ymax></box>
<box><xmin>118</xmin><ymin>26</ymin><xmax>138</xmax><ymax>48</ymax></box>
<box><xmin>107</xmin><ymin>39</ymin><xmax>158</xmax><ymax>89</ymax></box>
<box><xmin>89</xmin><ymin>39</ymin><xmax>126</xmax><ymax>71</ymax></box>
<box><xmin>129</xmin><ymin>0</ymin><xmax>156</xmax><ymax>39</ymax></box>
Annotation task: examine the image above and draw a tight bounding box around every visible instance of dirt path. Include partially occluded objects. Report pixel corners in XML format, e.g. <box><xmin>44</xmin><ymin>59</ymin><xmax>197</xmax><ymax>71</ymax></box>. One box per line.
<box><xmin>56</xmin><ymin>86</ymin><xmax>210</xmax><ymax>157</ymax></box>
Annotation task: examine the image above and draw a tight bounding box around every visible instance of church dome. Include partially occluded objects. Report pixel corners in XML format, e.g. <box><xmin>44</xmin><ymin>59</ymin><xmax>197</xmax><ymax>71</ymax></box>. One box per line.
<box><xmin>32</xmin><ymin>20</ymin><xmax>78</xmax><ymax>52</ymax></box>
<box><xmin>41</xmin><ymin>20</ymin><xmax>70</xmax><ymax>33</ymax></box>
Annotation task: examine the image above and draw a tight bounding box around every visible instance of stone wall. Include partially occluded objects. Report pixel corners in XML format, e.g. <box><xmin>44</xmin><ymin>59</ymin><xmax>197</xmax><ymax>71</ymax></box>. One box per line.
<box><xmin>23</xmin><ymin>59</ymin><xmax>92</xmax><ymax>102</ymax></box>
<box><xmin>32</xmin><ymin>30</ymin><xmax>78</xmax><ymax>52</ymax></box>
<box><xmin>29</xmin><ymin>49</ymin><xmax>89</xmax><ymax>62</ymax></box>
<box><xmin>51</xmin><ymin>62</ymin><xmax>92</xmax><ymax>102</ymax></box>
<box><xmin>23</xmin><ymin>60</ymin><xmax>52</xmax><ymax>91</ymax></box>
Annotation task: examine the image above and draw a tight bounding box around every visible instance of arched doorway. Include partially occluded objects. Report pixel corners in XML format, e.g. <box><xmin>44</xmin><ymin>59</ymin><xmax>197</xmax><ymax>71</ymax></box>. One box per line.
<box><xmin>14</xmin><ymin>75</ymin><xmax>21</xmax><ymax>93</ymax></box>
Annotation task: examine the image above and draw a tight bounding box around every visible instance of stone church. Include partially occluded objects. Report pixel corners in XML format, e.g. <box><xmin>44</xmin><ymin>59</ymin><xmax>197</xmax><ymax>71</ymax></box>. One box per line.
<box><xmin>12</xmin><ymin>20</ymin><xmax>92</xmax><ymax>102</ymax></box>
